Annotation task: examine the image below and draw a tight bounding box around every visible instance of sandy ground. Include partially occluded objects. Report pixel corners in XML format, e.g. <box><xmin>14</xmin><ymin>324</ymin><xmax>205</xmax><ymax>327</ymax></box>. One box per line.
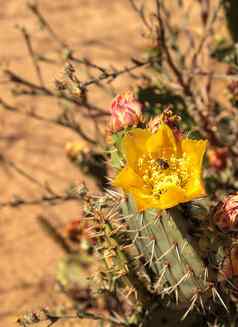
<box><xmin>0</xmin><ymin>1</ymin><xmax>149</xmax><ymax>326</ymax></box>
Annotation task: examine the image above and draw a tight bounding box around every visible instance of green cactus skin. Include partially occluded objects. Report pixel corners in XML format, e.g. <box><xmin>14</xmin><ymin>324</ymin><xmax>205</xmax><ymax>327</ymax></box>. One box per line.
<box><xmin>122</xmin><ymin>195</ymin><xmax>210</xmax><ymax>306</ymax></box>
<box><xmin>99</xmin><ymin>130</ymin><xmax>234</xmax><ymax>324</ymax></box>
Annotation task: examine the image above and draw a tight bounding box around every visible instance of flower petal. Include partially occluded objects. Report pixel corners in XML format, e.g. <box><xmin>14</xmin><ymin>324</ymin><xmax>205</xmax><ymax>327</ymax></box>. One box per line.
<box><xmin>184</xmin><ymin>175</ymin><xmax>206</xmax><ymax>199</ymax></box>
<box><xmin>122</xmin><ymin>128</ymin><xmax>152</xmax><ymax>169</ymax></box>
<box><xmin>113</xmin><ymin>165</ymin><xmax>144</xmax><ymax>192</ymax></box>
<box><xmin>158</xmin><ymin>185</ymin><xmax>186</xmax><ymax>209</ymax></box>
<box><xmin>129</xmin><ymin>185</ymin><xmax>186</xmax><ymax>211</ymax></box>
<box><xmin>129</xmin><ymin>187</ymin><xmax>159</xmax><ymax>211</ymax></box>
<box><xmin>181</xmin><ymin>139</ymin><xmax>207</xmax><ymax>199</ymax></box>
<box><xmin>146</xmin><ymin>123</ymin><xmax>177</xmax><ymax>159</ymax></box>
<box><xmin>181</xmin><ymin>139</ymin><xmax>207</xmax><ymax>168</ymax></box>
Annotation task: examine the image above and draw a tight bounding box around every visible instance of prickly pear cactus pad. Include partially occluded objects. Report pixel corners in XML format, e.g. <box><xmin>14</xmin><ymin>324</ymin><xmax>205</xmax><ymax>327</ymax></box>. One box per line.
<box><xmin>104</xmin><ymin>94</ymin><xmax>231</xmax><ymax>322</ymax></box>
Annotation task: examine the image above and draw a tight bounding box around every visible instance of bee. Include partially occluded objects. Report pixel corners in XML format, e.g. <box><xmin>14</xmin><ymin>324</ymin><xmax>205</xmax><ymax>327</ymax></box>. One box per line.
<box><xmin>157</xmin><ymin>158</ymin><xmax>169</xmax><ymax>169</ymax></box>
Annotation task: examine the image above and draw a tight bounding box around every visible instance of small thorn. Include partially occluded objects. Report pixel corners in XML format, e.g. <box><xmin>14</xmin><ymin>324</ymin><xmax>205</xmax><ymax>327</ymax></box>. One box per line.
<box><xmin>149</xmin><ymin>239</ymin><xmax>156</xmax><ymax>267</ymax></box>
<box><xmin>89</xmin><ymin>232</ymin><xmax>105</xmax><ymax>238</ymax></box>
<box><xmin>154</xmin><ymin>264</ymin><xmax>168</xmax><ymax>291</ymax></box>
<box><xmin>139</xmin><ymin>213</ymin><xmax>143</xmax><ymax>225</ymax></box>
<box><xmin>181</xmin><ymin>294</ymin><xmax>198</xmax><ymax>320</ymax></box>
<box><xmin>124</xmin><ymin>287</ymin><xmax>135</xmax><ymax>299</ymax></box>
<box><xmin>175</xmin><ymin>243</ymin><xmax>181</xmax><ymax>262</ymax></box>
<box><xmin>199</xmin><ymin>295</ymin><xmax>205</xmax><ymax>313</ymax></box>
<box><xmin>175</xmin><ymin>288</ymin><xmax>179</xmax><ymax>305</ymax></box>
<box><xmin>132</xmin><ymin>231</ymin><xmax>139</xmax><ymax>244</ymax></box>
<box><xmin>120</xmin><ymin>243</ymin><xmax>134</xmax><ymax>250</ymax></box>
<box><xmin>167</xmin><ymin>271</ymin><xmax>190</xmax><ymax>295</ymax></box>
<box><xmin>123</xmin><ymin>222</ymin><xmax>152</xmax><ymax>233</ymax></box>
<box><xmin>155</xmin><ymin>244</ymin><xmax>175</xmax><ymax>263</ymax></box>
<box><xmin>212</xmin><ymin>287</ymin><xmax>229</xmax><ymax>312</ymax></box>
<box><xmin>203</xmin><ymin>267</ymin><xmax>208</xmax><ymax>285</ymax></box>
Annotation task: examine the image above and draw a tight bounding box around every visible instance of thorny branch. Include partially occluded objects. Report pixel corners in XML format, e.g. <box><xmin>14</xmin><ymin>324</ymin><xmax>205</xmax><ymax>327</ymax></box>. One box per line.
<box><xmin>153</xmin><ymin>0</ymin><xmax>238</xmax><ymax>155</ymax></box>
<box><xmin>0</xmin><ymin>153</ymin><xmax>48</xmax><ymax>190</ymax></box>
<box><xmin>0</xmin><ymin>191</ymin><xmax>79</xmax><ymax>209</ymax></box>
<box><xmin>18</xmin><ymin>25</ymin><xmax>45</xmax><ymax>87</ymax></box>
<box><xmin>17</xmin><ymin>308</ymin><xmax>128</xmax><ymax>327</ymax></box>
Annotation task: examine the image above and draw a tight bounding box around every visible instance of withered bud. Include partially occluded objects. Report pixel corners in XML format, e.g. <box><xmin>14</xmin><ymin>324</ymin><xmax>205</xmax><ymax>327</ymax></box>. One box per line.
<box><xmin>148</xmin><ymin>107</ymin><xmax>182</xmax><ymax>139</ymax></box>
<box><xmin>212</xmin><ymin>194</ymin><xmax>238</xmax><ymax>232</ymax></box>
<box><xmin>108</xmin><ymin>90</ymin><xmax>143</xmax><ymax>133</ymax></box>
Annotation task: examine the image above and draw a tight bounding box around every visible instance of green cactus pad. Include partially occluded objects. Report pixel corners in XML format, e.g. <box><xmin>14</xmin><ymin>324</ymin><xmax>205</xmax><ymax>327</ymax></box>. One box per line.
<box><xmin>122</xmin><ymin>195</ymin><xmax>210</xmax><ymax>305</ymax></box>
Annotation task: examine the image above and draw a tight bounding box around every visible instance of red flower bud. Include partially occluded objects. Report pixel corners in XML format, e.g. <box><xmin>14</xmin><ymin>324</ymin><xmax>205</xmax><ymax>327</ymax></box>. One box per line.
<box><xmin>212</xmin><ymin>194</ymin><xmax>238</xmax><ymax>232</ymax></box>
<box><xmin>109</xmin><ymin>90</ymin><xmax>143</xmax><ymax>132</ymax></box>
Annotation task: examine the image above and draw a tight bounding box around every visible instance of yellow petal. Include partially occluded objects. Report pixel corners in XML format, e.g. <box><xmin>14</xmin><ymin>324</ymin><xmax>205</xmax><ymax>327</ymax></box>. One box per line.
<box><xmin>129</xmin><ymin>185</ymin><xmax>186</xmax><ymax>211</ymax></box>
<box><xmin>181</xmin><ymin>138</ymin><xmax>208</xmax><ymax>199</ymax></box>
<box><xmin>129</xmin><ymin>187</ymin><xmax>159</xmax><ymax>211</ymax></box>
<box><xmin>146</xmin><ymin>123</ymin><xmax>177</xmax><ymax>159</ymax></box>
<box><xmin>113</xmin><ymin>165</ymin><xmax>144</xmax><ymax>192</ymax></box>
<box><xmin>181</xmin><ymin>139</ymin><xmax>208</xmax><ymax>168</ymax></box>
<box><xmin>122</xmin><ymin>128</ymin><xmax>152</xmax><ymax>170</ymax></box>
<box><xmin>158</xmin><ymin>185</ymin><xmax>186</xmax><ymax>209</ymax></box>
<box><xmin>185</xmin><ymin>175</ymin><xmax>206</xmax><ymax>200</ymax></box>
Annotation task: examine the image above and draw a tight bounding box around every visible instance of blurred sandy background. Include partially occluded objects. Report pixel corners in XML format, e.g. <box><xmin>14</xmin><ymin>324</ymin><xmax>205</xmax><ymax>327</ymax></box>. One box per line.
<box><xmin>0</xmin><ymin>1</ymin><xmax>148</xmax><ymax>326</ymax></box>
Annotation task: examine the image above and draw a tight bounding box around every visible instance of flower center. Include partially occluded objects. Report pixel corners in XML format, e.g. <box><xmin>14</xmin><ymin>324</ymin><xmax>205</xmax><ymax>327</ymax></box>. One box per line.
<box><xmin>137</xmin><ymin>153</ymin><xmax>189</xmax><ymax>197</ymax></box>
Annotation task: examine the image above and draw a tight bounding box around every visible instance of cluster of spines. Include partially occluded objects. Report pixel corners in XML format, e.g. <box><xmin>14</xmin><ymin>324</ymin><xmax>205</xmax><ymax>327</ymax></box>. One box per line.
<box><xmin>80</xmin><ymin>187</ymin><xmax>229</xmax><ymax>322</ymax></box>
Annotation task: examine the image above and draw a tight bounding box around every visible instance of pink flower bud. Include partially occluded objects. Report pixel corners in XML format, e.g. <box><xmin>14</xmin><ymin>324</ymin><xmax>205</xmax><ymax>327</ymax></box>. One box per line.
<box><xmin>212</xmin><ymin>194</ymin><xmax>238</xmax><ymax>232</ymax></box>
<box><xmin>109</xmin><ymin>90</ymin><xmax>143</xmax><ymax>132</ymax></box>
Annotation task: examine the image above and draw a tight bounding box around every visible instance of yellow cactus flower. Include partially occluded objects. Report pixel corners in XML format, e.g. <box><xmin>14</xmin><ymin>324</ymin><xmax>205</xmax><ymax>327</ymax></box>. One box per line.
<box><xmin>113</xmin><ymin>124</ymin><xmax>207</xmax><ymax>211</ymax></box>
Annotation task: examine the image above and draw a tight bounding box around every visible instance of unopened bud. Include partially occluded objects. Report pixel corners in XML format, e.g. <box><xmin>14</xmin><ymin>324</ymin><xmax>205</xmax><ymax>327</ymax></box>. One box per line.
<box><xmin>212</xmin><ymin>194</ymin><xmax>238</xmax><ymax>232</ymax></box>
<box><xmin>109</xmin><ymin>90</ymin><xmax>143</xmax><ymax>132</ymax></box>
<box><xmin>148</xmin><ymin>107</ymin><xmax>182</xmax><ymax>140</ymax></box>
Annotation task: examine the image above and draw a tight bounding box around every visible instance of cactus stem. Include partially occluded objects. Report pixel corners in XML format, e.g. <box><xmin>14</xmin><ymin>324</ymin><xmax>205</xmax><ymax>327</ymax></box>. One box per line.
<box><xmin>155</xmin><ymin>243</ymin><xmax>176</xmax><ymax>263</ymax></box>
<box><xmin>212</xmin><ymin>287</ymin><xmax>228</xmax><ymax>312</ymax></box>
<box><xmin>135</xmin><ymin>235</ymin><xmax>148</xmax><ymax>242</ymax></box>
<box><xmin>125</xmin><ymin>222</ymin><xmax>153</xmax><ymax>234</ymax></box>
<box><xmin>165</xmin><ymin>271</ymin><xmax>191</xmax><ymax>295</ymax></box>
